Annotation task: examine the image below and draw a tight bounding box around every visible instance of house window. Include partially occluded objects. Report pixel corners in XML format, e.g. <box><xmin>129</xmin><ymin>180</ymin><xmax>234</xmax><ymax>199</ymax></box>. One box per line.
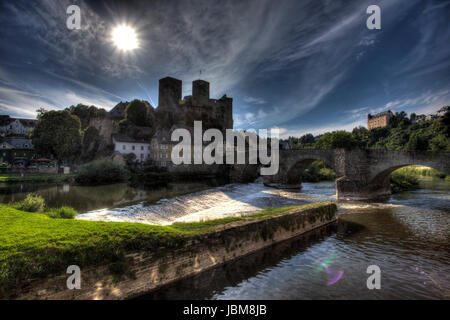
<box><xmin>141</xmin><ymin>146</ymin><xmax>144</xmax><ymax>151</ymax></box>
<box><xmin>122</xmin><ymin>145</ymin><xmax>126</xmax><ymax>150</ymax></box>
<box><xmin>132</xmin><ymin>145</ymin><xmax>135</xmax><ymax>151</ymax></box>
<box><xmin>140</xmin><ymin>154</ymin><xmax>144</xmax><ymax>160</ymax></box>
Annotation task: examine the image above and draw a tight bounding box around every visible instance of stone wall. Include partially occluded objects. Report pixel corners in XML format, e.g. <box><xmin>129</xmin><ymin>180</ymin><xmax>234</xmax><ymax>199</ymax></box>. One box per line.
<box><xmin>10</xmin><ymin>203</ymin><xmax>337</xmax><ymax>300</ymax></box>
<box><xmin>260</xmin><ymin>148</ymin><xmax>449</xmax><ymax>199</ymax></box>
<box><xmin>89</xmin><ymin>116</ymin><xmax>120</xmax><ymax>145</ymax></box>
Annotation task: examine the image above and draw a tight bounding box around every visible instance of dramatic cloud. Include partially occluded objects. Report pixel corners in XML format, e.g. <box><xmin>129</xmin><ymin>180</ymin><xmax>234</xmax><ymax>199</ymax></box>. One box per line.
<box><xmin>0</xmin><ymin>0</ymin><xmax>448</xmax><ymax>135</ymax></box>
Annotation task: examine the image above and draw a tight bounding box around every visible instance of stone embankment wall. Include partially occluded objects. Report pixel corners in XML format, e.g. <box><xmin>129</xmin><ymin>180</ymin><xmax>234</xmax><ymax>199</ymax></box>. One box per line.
<box><xmin>13</xmin><ymin>203</ymin><xmax>337</xmax><ymax>300</ymax></box>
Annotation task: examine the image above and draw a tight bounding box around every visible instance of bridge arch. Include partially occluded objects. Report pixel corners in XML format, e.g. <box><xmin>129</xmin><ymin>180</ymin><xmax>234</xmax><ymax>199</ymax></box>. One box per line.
<box><xmin>284</xmin><ymin>158</ymin><xmax>336</xmax><ymax>187</ymax></box>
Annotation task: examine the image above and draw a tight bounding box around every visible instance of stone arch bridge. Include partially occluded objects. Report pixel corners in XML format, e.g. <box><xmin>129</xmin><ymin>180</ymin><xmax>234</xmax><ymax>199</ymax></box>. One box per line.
<box><xmin>230</xmin><ymin>149</ymin><xmax>450</xmax><ymax>200</ymax></box>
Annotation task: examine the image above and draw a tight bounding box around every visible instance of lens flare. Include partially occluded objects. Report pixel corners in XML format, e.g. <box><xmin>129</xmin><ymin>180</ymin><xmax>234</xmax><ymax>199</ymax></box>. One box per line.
<box><xmin>314</xmin><ymin>256</ymin><xmax>344</xmax><ymax>286</ymax></box>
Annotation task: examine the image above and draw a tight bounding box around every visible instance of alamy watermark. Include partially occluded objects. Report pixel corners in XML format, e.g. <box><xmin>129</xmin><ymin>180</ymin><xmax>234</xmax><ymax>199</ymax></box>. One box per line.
<box><xmin>366</xmin><ymin>5</ymin><xmax>381</xmax><ymax>30</ymax></box>
<box><xmin>66</xmin><ymin>265</ymin><xmax>81</xmax><ymax>290</ymax></box>
<box><xmin>171</xmin><ymin>121</ymin><xmax>280</xmax><ymax>175</ymax></box>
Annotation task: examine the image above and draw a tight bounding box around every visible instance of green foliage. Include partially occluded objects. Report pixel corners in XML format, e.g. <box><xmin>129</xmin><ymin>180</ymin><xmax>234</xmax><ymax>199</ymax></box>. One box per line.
<box><xmin>12</xmin><ymin>194</ymin><xmax>45</xmax><ymax>212</ymax></box>
<box><xmin>289</xmin><ymin>110</ymin><xmax>449</xmax><ymax>151</ymax></box>
<box><xmin>314</xmin><ymin>131</ymin><xmax>358</xmax><ymax>149</ymax></box>
<box><xmin>0</xmin><ymin>173</ymin><xmax>74</xmax><ymax>183</ymax></box>
<box><xmin>66</xmin><ymin>104</ymin><xmax>107</xmax><ymax>129</ymax></box>
<box><xmin>390</xmin><ymin>170</ymin><xmax>419</xmax><ymax>193</ymax></box>
<box><xmin>81</xmin><ymin>126</ymin><xmax>102</xmax><ymax>161</ymax></box>
<box><xmin>75</xmin><ymin>159</ymin><xmax>130</xmax><ymax>185</ymax></box>
<box><xmin>395</xmin><ymin>166</ymin><xmax>447</xmax><ymax>179</ymax></box>
<box><xmin>288</xmin><ymin>134</ymin><xmax>316</xmax><ymax>149</ymax></box>
<box><xmin>46</xmin><ymin>206</ymin><xmax>78</xmax><ymax>219</ymax></box>
<box><xmin>302</xmin><ymin>161</ymin><xmax>336</xmax><ymax>182</ymax></box>
<box><xmin>125</xmin><ymin>99</ymin><xmax>149</xmax><ymax>127</ymax></box>
<box><xmin>31</xmin><ymin>110</ymin><xmax>82</xmax><ymax>162</ymax></box>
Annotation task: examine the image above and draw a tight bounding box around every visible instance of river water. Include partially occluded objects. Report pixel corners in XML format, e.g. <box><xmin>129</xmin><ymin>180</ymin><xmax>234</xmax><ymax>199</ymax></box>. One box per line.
<box><xmin>0</xmin><ymin>177</ymin><xmax>448</xmax><ymax>299</ymax></box>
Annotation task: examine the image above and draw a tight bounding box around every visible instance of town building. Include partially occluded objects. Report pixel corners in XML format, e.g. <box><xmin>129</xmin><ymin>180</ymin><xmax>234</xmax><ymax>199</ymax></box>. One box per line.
<box><xmin>437</xmin><ymin>106</ymin><xmax>449</xmax><ymax>117</ymax></box>
<box><xmin>112</xmin><ymin>134</ymin><xmax>151</xmax><ymax>163</ymax></box>
<box><xmin>367</xmin><ymin>111</ymin><xmax>393</xmax><ymax>130</ymax></box>
<box><xmin>0</xmin><ymin>137</ymin><xmax>34</xmax><ymax>164</ymax></box>
<box><xmin>0</xmin><ymin>115</ymin><xmax>37</xmax><ymax>137</ymax></box>
<box><xmin>150</xmin><ymin>129</ymin><xmax>176</xmax><ymax>167</ymax></box>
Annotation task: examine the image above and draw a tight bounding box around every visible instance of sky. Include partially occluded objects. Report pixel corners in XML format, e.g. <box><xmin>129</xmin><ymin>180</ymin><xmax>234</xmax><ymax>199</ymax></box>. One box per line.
<box><xmin>0</xmin><ymin>0</ymin><xmax>449</xmax><ymax>138</ymax></box>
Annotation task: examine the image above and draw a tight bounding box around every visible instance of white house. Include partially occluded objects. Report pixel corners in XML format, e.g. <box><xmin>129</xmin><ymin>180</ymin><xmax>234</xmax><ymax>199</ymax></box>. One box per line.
<box><xmin>0</xmin><ymin>115</ymin><xmax>37</xmax><ymax>136</ymax></box>
<box><xmin>112</xmin><ymin>134</ymin><xmax>150</xmax><ymax>162</ymax></box>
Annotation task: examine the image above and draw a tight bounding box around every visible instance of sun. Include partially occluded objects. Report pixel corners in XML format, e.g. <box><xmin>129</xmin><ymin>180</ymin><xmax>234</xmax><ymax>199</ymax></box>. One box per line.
<box><xmin>112</xmin><ymin>25</ymin><xmax>138</xmax><ymax>51</ymax></box>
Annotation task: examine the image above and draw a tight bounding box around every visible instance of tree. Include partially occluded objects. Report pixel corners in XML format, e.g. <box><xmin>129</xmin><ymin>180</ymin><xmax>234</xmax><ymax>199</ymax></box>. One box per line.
<box><xmin>299</xmin><ymin>134</ymin><xmax>315</xmax><ymax>146</ymax></box>
<box><xmin>405</xmin><ymin>132</ymin><xmax>428</xmax><ymax>151</ymax></box>
<box><xmin>352</xmin><ymin>126</ymin><xmax>370</xmax><ymax>148</ymax></box>
<box><xmin>125</xmin><ymin>99</ymin><xmax>149</xmax><ymax>126</ymax></box>
<box><xmin>31</xmin><ymin>110</ymin><xmax>82</xmax><ymax>163</ymax></box>
<box><xmin>67</xmin><ymin>104</ymin><xmax>107</xmax><ymax>129</ymax></box>
<box><xmin>314</xmin><ymin>131</ymin><xmax>357</xmax><ymax>149</ymax></box>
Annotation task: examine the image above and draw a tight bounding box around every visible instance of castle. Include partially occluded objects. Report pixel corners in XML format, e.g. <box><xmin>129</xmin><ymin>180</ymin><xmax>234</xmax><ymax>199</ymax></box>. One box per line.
<box><xmin>367</xmin><ymin>111</ymin><xmax>393</xmax><ymax>130</ymax></box>
<box><xmin>89</xmin><ymin>77</ymin><xmax>233</xmax><ymax>165</ymax></box>
<box><xmin>158</xmin><ymin>76</ymin><xmax>233</xmax><ymax>131</ymax></box>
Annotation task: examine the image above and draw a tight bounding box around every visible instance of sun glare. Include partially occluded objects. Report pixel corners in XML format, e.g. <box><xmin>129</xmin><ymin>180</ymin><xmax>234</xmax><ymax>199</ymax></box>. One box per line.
<box><xmin>112</xmin><ymin>25</ymin><xmax>138</xmax><ymax>51</ymax></box>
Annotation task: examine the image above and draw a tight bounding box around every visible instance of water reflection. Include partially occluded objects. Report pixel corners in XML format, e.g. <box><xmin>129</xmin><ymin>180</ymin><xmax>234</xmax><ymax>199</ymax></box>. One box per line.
<box><xmin>0</xmin><ymin>179</ymin><xmax>227</xmax><ymax>213</ymax></box>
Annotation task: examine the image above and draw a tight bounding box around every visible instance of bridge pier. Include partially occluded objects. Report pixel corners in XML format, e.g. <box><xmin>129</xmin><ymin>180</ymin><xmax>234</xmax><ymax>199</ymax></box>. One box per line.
<box><xmin>335</xmin><ymin>176</ymin><xmax>391</xmax><ymax>200</ymax></box>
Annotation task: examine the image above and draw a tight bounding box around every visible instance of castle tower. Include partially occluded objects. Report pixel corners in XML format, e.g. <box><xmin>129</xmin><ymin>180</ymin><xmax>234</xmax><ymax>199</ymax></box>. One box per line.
<box><xmin>159</xmin><ymin>77</ymin><xmax>182</xmax><ymax>110</ymax></box>
<box><xmin>192</xmin><ymin>80</ymin><xmax>210</xmax><ymax>106</ymax></box>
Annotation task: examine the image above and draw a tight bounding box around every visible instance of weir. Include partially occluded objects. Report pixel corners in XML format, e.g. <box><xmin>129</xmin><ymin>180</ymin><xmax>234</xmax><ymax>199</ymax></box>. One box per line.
<box><xmin>7</xmin><ymin>203</ymin><xmax>337</xmax><ymax>300</ymax></box>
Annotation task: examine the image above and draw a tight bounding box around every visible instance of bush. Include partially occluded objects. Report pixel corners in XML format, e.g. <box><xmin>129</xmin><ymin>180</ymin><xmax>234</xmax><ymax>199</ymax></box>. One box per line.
<box><xmin>75</xmin><ymin>159</ymin><xmax>130</xmax><ymax>185</ymax></box>
<box><xmin>302</xmin><ymin>161</ymin><xmax>336</xmax><ymax>182</ymax></box>
<box><xmin>13</xmin><ymin>194</ymin><xmax>45</xmax><ymax>212</ymax></box>
<box><xmin>46</xmin><ymin>206</ymin><xmax>78</xmax><ymax>219</ymax></box>
<box><xmin>390</xmin><ymin>171</ymin><xmax>419</xmax><ymax>193</ymax></box>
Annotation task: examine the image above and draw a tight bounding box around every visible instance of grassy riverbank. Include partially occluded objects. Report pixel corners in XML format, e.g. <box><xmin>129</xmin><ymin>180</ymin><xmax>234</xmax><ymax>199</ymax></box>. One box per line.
<box><xmin>0</xmin><ymin>173</ymin><xmax>75</xmax><ymax>183</ymax></box>
<box><xmin>0</xmin><ymin>202</ymin><xmax>336</xmax><ymax>295</ymax></box>
<box><xmin>390</xmin><ymin>166</ymin><xmax>449</xmax><ymax>193</ymax></box>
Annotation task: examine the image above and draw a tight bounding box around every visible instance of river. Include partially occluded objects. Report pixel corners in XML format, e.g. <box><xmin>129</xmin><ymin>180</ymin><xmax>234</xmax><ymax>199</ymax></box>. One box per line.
<box><xmin>0</xmin><ymin>177</ymin><xmax>448</xmax><ymax>299</ymax></box>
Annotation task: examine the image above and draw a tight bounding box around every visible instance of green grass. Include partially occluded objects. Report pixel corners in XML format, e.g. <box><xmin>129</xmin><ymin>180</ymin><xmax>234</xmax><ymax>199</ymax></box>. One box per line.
<box><xmin>394</xmin><ymin>166</ymin><xmax>447</xmax><ymax>179</ymax></box>
<box><xmin>0</xmin><ymin>173</ymin><xmax>75</xmax><ymax>183</ymax></box>
<box><xmin>0</xmin><ymin>202</ymin><xmax>335</xmax><ymax>294</ymax></box>
<box><xmin>390</xmin><ymin>171</ymin><xmax>420</xmax><ymax>193</ymax></box>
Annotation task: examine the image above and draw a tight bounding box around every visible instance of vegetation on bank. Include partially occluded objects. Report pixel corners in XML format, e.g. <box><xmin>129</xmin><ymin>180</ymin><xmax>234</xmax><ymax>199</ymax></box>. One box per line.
<box><xmin>0</xmin><ymin>173</ymin><xmax>75</xmax><ymax>183</ymax></box>
<box><xmin>390</xmin><ymin>171</ymin><xmax>420</xmax><ymax>193</ymax></box>
<box><xmin>287</xmin><ymin>110</ymin><xmax>450</xmax><ymax>151</ymax></box>
<box><xmin>0</xmin><ymin>202</ymin><xmax>336</xmax><ymax>294</ymax></box>
<box><xmin>389</xmin><ymin>166</ymin><xmax>449</xmax><ymax>193</ymax></box>
<box><xmin>302</xmin><ymin>161</ymin><xmax>336</xmax><ymax>182</ymax></box>
<box><xmin>11</xmin><ymin>194</ymin><xmax>78</xmax><ymax>219</ymax></box>
<box><xmin>75</xmin><ymin>159</ymin><xmax>130</xmax><ymax>185</ymax></box>
<box><xmin>394</xmin><ymin>166</ymin><xmax>448</xmax><ymax>179</ymax></box>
